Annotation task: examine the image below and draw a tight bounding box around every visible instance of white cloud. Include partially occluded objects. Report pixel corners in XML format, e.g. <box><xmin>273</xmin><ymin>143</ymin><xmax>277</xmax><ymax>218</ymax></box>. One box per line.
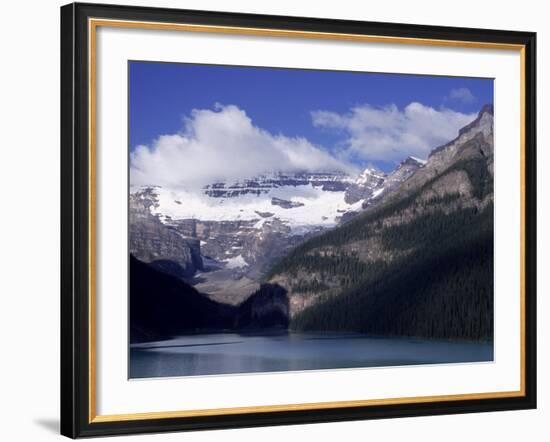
<box><xmin>311</xmin><ymin>102</ymin><xmax>476</xmax><ymax>163</ymax></box>
<box><xmin>448</xmin><ymin>87</ymin><xmax>476</xmax><ymax>104</ymax></box>
<box><xmin>130</xmin><ymin>104</ymin><xmax>353</xmax><ymax>189</ymax></box>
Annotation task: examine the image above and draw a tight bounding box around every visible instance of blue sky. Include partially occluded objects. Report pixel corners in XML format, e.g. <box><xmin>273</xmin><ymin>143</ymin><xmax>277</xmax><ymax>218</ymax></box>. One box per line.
<box><xmin>129</xmin><ymin>61</ymin><xmax>493</xmax><ymax>185</ymax></box>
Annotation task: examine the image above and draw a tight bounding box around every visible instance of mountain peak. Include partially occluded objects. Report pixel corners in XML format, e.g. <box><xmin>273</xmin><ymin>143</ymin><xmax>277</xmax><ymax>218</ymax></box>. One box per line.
<box><xmin>358</xmin><ymin>166</ymin><xmax>385</xmax><ymax>178</ymax></box>
<box><xmin>479</xmin><ymin>104</ymin><xmax>494</xmax><ymax>117</ymax></box>
<box><xmin>402</xmin><ymin>156</ymin><xmax>427</xmax><ymax>167</ymax></box>
<box><xmin>458</xmin><ymin>104</ymin><xmax>493</xmax><ymax>137</ymax></box>
<box><xmin>354</xmin><ymin>167</ymin><xmax>385</xmax><ymax>186</ymax></box>
<box><xmin>429</xmin><ymin>104</ymin><xmax>493</xmax><ymax>159</ymax></box>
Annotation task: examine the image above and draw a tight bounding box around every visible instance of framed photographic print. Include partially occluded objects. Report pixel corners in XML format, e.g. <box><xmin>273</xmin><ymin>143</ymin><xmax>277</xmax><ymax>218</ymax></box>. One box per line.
<box><xmin>60</xmin><ymin>2</ymin><xmax>537</xmax><ymax>438</ymax></box>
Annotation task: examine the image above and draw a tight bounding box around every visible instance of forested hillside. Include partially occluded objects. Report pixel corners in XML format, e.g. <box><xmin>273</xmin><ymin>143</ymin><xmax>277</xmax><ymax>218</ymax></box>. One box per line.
<box><xmin>289</xmin><ymin>202</ymin><xmax>493</xmax><ymax>339</ymax></box>
<box><xmin>267</xmin><ymin>106</ymin><xmax>494</xmax><ymax>340</ymax></box>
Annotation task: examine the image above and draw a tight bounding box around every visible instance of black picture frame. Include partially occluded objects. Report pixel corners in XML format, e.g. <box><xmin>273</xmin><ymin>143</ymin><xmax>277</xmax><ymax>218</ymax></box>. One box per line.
<box><xmin>61</xmin><ymin>2</ymin><xmax>537</xmax><ymax>438</ymax></box>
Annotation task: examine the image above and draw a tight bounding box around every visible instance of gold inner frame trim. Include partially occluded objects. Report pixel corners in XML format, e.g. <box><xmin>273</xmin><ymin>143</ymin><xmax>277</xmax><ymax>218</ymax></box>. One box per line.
<box><xmin>88</xmin><ymin>17</ymin><xmax>527</xmax><ymax>424</ymax></box>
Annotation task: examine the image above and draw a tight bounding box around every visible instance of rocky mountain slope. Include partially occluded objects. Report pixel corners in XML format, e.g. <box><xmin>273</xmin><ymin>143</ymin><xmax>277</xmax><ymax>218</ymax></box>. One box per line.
<box><xmin>130</xmin><ymin>188</ymin><xmax>203</xmax><ymax>278</ymax></box>
<box><xmin>267</xmin><ymin>105</ymin><xmax>494</xmax><ymax>339</ymax></box>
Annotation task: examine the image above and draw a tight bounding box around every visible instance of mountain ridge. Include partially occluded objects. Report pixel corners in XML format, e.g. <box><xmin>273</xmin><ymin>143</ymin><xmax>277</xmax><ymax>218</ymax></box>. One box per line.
<box><xmin>266</xmin><ymin>104</ymin><xmax>494</xmax><ymax>339</ymax></box>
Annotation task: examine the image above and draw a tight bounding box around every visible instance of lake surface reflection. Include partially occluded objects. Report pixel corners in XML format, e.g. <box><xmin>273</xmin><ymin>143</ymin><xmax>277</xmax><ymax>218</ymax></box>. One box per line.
<box><xmin>129</xmin><ymin>332</ymin><xmax>493</xmax><ymax>379</ymax></box>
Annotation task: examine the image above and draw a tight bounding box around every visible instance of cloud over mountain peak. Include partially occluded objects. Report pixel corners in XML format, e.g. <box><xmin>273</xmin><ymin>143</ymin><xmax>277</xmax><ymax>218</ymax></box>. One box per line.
<box><xmin>130</xmin><ymin>104</ymin><xmax>352</xmax><ymax>189</ymax></box>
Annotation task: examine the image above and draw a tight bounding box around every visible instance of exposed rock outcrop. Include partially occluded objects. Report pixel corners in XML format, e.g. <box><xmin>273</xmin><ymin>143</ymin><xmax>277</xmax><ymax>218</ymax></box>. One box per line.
<box><xmin>130</xmin><ymin>187</ymin><xmax>202</xmax><ymax>278</ymax></box>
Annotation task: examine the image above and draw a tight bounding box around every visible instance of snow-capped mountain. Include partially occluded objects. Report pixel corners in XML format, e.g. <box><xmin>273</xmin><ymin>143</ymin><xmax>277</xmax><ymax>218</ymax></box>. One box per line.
<box><xmin>344</xmin><ymin>168</ymin><xmax>385</xmax><ymax>204</ymax></box>
<box><xmin>339</xmin><ymin>156</ymin><xmax>426</xmax><ymax>222</ymax></box>
<box><xmin>129</xmin><ymin>165</ymin><xmax>424</xmax><ymax>303</ymax></box>
<box><xmin>145</xmin><ymin>172</ymin><xmax>356</xmax><ymax>233</ymax></box>
<box><xmin>344</xmin><ymin>157</ymin><xmax>426</xmax><ymax>205</ymax></box>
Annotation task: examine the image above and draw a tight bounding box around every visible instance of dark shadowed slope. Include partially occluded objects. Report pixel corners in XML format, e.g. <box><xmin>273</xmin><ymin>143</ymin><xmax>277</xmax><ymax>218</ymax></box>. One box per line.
<box><xmin>236</xmin><ymin>284</ymin><xmax>289</xmax><ymax>330</ymax></box>
<box><xmin>130</xmin><ymin>255</ymin><xmax>236</xmax><ymax>343</ymax></box>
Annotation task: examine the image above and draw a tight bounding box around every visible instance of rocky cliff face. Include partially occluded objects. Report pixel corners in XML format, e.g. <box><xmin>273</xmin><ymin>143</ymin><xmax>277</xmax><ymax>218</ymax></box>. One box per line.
<box><xmin>380</xmin><ymin>156</ymin><xmax>427</xmax><ymax>198</ymax></box>
<box><xmin>204</xmin><ymin>172</ymin><xmax>350</xmax><ymax>198</ymax></box>
<box><xmin>163</xmin><ymin>215</ymin><xmax>309</xmax><ymax>304</ymax></box>
<box><xmin>397</xmin><ymin>105</ymin><xmax>494</xmax><ymax>199</ymax></box>
<box><xmin>129</xmin><ymin>188</ymin><xmax>202</xmax><ymax>278</ymax></box>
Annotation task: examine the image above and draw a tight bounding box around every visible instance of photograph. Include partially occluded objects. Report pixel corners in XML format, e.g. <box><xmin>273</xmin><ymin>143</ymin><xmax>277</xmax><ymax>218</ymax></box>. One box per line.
<box><xmin>128</xmin><ymin>62</ymin><xmax>495</xmax><ymax>379</ymax></box>
<box><xmin>54</xmin><ymin>1</ymin><xmax>537</xmax><ymax>438</ymax></box>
